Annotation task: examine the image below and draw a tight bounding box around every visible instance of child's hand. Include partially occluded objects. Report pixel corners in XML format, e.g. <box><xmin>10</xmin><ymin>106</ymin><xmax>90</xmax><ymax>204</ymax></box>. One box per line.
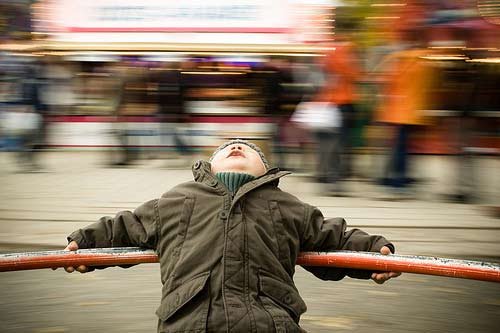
<box><xmin>52</xmin><ymin>241</ymin><xmax>89</xmax><ymax>273</ymax></box>
<box><xmin>370</xmin><ymin>246</ymin><xmax>402</xmax><ymax>284</ymax></box>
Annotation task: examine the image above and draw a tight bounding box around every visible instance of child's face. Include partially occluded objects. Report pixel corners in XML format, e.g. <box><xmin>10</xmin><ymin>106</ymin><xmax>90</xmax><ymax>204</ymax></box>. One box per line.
<box><xmin>210</xmin><ymin>143</ymin><xmax>267</xmax><ymax>177</ymax></box>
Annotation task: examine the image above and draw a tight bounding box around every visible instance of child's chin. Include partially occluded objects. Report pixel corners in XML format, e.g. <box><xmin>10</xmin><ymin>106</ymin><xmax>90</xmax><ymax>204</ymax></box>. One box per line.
<box><xmin>224</xmin><ymin>166</ymin><xmax>253</xmax><ymax>175</ymax></box>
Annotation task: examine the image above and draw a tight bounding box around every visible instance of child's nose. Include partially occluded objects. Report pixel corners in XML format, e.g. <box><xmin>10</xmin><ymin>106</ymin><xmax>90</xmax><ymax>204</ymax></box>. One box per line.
<box><xmin>231</xmin><ymin>145</ymin><xmax>243</xmax><ymax>151</ymax></box>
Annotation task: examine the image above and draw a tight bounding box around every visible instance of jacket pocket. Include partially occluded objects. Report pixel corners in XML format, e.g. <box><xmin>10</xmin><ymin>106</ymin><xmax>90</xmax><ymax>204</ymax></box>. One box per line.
<box><xmin>259</xmin><ymin>272</ymin><xmax>307</xmax><ymax>322</ymax></box>
<box><xmin>156</xmin><ymin>271</ymin><xmax>210</xmax><ymax>332</ymax></box>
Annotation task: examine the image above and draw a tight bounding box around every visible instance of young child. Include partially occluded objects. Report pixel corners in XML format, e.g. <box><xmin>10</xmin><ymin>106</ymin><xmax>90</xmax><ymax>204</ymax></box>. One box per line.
<box><xmin>61</xmin><ymin>139</ymin><xmax>400</xmax><ymax>333</ymax></box>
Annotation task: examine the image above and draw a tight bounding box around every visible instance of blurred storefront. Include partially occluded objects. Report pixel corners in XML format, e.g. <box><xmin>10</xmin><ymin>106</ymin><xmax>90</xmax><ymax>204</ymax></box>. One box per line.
<box><xmin>410</xmin><ymin>0</ymin><xmax>500</xmax><ymax>155</ymax></box>
<box><xmin>27</xmin><ymin>0</ymin><xmax>336</xmax><ymax>154</ymax></box>
<box><xmin>2</xmin><ymin>0</ymin><xmax>497</xmax><ymax>157</ymax></box>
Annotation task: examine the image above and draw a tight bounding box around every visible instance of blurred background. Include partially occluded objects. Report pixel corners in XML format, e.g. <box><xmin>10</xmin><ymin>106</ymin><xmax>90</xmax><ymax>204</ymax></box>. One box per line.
<box><xmin>1</xmin><ymin>0</ymin><xmax>499</xmax><ymax>202</ymax></box>
<box><xmin>0</xmin><ymin>1</ymin><xmax>499</xmax><ymax>332</ymax></box>
<box><xmin>0</xmin><ymin>0</ymin><xmax>500</xmax><ymax>202</ymax></box>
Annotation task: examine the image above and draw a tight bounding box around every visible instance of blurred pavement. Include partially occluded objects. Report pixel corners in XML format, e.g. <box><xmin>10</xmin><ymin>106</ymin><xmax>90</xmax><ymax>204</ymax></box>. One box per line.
<box><xmin>0</xmin><ymin>151</ymin><xmax>498</xmax><ymax>258</ymax></box>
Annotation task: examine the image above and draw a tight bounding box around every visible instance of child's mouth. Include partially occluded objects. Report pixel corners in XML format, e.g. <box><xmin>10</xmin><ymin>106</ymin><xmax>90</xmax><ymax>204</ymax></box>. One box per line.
<box><xmin>227</xmin><ymin>151</ymin><xmax>245</xmax><ymax>158</ymax></box>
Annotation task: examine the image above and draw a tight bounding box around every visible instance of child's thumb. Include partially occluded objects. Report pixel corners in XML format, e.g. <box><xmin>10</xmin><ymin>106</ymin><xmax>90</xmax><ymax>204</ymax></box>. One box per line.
<box><xmin>64</xmin><ymin>241</ymin><xmax>79</xmax><ymax>251</ymax></box>
<box><xmin>379</xmin><ymin>246</ymin><xmax>392</xmax><ymax>255</ymax></box>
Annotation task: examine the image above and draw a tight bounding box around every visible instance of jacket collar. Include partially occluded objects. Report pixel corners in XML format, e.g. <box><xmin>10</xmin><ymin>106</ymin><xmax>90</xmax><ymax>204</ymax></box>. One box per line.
<box><xmin>192</xmin><ymin>160</ymin><xmax>290</xmax><ymax>196</ymax></box>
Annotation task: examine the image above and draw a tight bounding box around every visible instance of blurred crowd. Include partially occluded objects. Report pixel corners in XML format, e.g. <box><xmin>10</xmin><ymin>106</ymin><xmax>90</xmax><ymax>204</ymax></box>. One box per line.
<box><xmin>0</xmin><ymin>0</ymin><xmax>499</xmax><ymax>204</ymax></box>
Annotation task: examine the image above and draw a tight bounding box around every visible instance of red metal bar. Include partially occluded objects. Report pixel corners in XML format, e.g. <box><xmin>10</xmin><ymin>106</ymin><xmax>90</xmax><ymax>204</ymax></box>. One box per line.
<box><xmin>296</xmin><ymin>252</ymin><xmax>500</xmax><ymax>283</ymax></box>
<box><xmin>0</xmin><ymin>248</ymin><xmax>158</xmax><ymax>272</ymax></box>
<box><xmin>0</xmin><ymin>248</ymin><xmax>499</xmax><ymax>283</ymax></box>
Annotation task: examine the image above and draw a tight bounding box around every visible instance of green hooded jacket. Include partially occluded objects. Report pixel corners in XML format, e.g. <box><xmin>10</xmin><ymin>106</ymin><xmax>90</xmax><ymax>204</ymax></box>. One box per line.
<box><xmin>68</xmin><ymin>160</ymin><xmax>393</xmax><ymax>333</ymax></box>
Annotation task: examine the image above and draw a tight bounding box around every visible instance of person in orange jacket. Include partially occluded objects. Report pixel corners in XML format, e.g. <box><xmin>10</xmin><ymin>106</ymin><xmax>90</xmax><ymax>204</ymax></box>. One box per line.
<box><xmin>374</xmin><ymin>30</ymin><xmax>433</xmax><ymax>191</ymax></box>
<box><xmin>315</xmin><ymin>33</ymin><xmax>361</xmax><ymax>193</ymax></box>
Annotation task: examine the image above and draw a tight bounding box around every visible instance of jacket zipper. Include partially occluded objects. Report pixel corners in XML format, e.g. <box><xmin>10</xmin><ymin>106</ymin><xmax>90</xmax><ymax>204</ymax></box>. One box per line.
<box><xmin>221</xmin><ymin>190</ymin><xmax>233</xmax><ymax>333</ymax></box>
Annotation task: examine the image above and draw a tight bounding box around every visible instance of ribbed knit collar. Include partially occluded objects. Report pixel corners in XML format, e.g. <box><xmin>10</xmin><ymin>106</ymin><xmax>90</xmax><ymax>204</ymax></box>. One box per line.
<box><xmin>215</xmin><ymin>172</ymin><xmax>256</xmax><ymax>194</ymax></box>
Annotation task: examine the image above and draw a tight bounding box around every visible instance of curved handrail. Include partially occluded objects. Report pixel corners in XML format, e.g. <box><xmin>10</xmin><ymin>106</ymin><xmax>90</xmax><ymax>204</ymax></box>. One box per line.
<box><xmin>1</xmin><ymin>248</ymin><xmax>499</xmax><ymax>283</ymax></box>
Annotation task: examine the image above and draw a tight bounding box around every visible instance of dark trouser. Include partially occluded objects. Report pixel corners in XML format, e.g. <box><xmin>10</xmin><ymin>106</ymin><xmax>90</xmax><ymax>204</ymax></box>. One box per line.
<box><xmin>316</xmin><ymin>129</ymin><xmax>341</xmax><ymax>184</ymax></box>
<box><xmin>109</xmin><ymin>123</ymin><xmax>138</xmax><ymax>166</ymax></box>
<box><xmin>159</xmin><ymin>121</ymin><xmax>190</xmax><ymax>156</ymax></box>
<box><xmin>454</xmin><ymin>114</ymin><xmax>475</xmax><ymax>200</ymax></box>
<box><xmin>339</xmin><ymin>103</ymin><xmax>356</xmax><ymax>178</ymax></box>
<box><xmin>17</xmin><ymin>132</ymin><xmax>39</xmax><ymax>169</ymax></box>
<box><xmin>119</xmin><ymin>129</ymin><xmax>138</xmax><ymax>164</ymax></box>
<box><xmin>315</xmin><ymin>103</ymin><xmax>356</xmax><ymax>185</ymax></box>
<box><xmin>384</xmin><ymin>124</ymin><xmax>411</xmax><ymax>188</ymax></box>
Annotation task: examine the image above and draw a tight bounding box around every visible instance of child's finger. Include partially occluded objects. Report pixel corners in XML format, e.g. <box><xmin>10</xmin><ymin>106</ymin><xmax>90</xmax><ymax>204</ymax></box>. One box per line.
<box><xmin>372</xmin><ymin>274</ymin><xmax>386</xmax><ymax>284</ymax></box>
<box><xmin>371</xmin><ymin>272</ymin><xmax>382</xmax><ymax>282</ymax></box>
<box><xmin>389</xmin><ymin>271</ymin><xmax>402</xmax><ymax>278</ymax></box>
<box><xmin>64</xmin><ymin>266</ymin><xmax>75</xmax><ymax>273</ymax></box>
<box><xmin>76</xmin><ymin>265</ymin><xmax>88</xmax><ymax>273</ymax></box>
<box><xmin>372</xmin><ymin>272</ymin><xmax>392</xmax><ymax>284</ymax></box>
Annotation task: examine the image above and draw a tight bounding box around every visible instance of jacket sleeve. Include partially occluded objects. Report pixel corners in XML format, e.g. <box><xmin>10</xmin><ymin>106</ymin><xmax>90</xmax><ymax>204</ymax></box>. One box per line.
<box><xmin>300</xmin><ymin>205</ymin><xmax>394</xmax><ymax>280</ymax></box>
<box><xmin>67</xmin><ymin>199</ymin><xmax>159</xmax><ymax>250</ymax></box>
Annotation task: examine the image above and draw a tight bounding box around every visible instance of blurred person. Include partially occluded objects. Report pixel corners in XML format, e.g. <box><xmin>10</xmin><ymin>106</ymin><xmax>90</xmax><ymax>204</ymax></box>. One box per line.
<box><xmin>41</xmin><ymin>57</ymin><xmax>75</xmax><ymax>115</ymax></box>
<box><xmin>290</xmin><ymin>58</ymin><xmax>326</xmax><ymax>172</ymax></box>
<box><xmin>56</xmin><ymin>139</ymin><xmax>400</xmax><ymax>332</ymax></box>
<box><xmin>291</xmin><ymin>99</ymin><xmax>342</xmax><ymax>194</ymax></box>
<box><xmin>106</xmin><ymin>62</ymin><xmax>129</xmax><ymax>166</ymax></box>
<box><xmin>274</xmin><ymin>57</ymin><xmax>322</xmax><ymax>173</ymax></box>
<box><xmin>156</xmin><ymin>61</ymin><xmax>191</xmax><ymax>164</ymax></box>
<box><xmin>0</xmin><ymin>53</ymin><xmax>43</xmax><ymax>171</ymax></box>
<box><xmin>441</xmin><ymin>59</ymin><xmax>481</xmax><ymax>204</ymax></box>
<box><xmin>24</xmin><ymin>58</ymin><xmax>49</xmax><ymax>151</ymax></box>
<box><xmin>110</xmin><ymin>61</ymin><xmax>147</xmax><ymax>166</ymax></box>
<box><xmin>258</xmin><ymin>57</ymin><xmax>294</xmax><ymax>170</ymax></box>
<box><xmin>1</xmin><ymin>104</ymin><xmax>41</xmax><ymax>171</ymax></box>
<box><xmin>374</xmin><ymin>29</ymin><xmax>433</xmax><ymax>195</ymax></box>
<box><xmin>317</xmin><ymin>31</ymin><xmax>361</xmax><ymax>181</ymax></box>
<box><xmin>305</xmin><ymin>34</ymin><xmax>360</xmax><ymax>195</ymax></box>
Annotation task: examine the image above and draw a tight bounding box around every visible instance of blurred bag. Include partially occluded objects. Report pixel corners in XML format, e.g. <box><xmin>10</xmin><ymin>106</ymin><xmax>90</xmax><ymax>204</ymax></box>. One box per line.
<box><xmin>1</xmin><ymin>107</ymin><xmax>41</xmax><ymax>136</ymax></box>
<box><xmin>290</xmin><ymin>101</ymin><xmax>341</xmax><ymax>130</ymax></box>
